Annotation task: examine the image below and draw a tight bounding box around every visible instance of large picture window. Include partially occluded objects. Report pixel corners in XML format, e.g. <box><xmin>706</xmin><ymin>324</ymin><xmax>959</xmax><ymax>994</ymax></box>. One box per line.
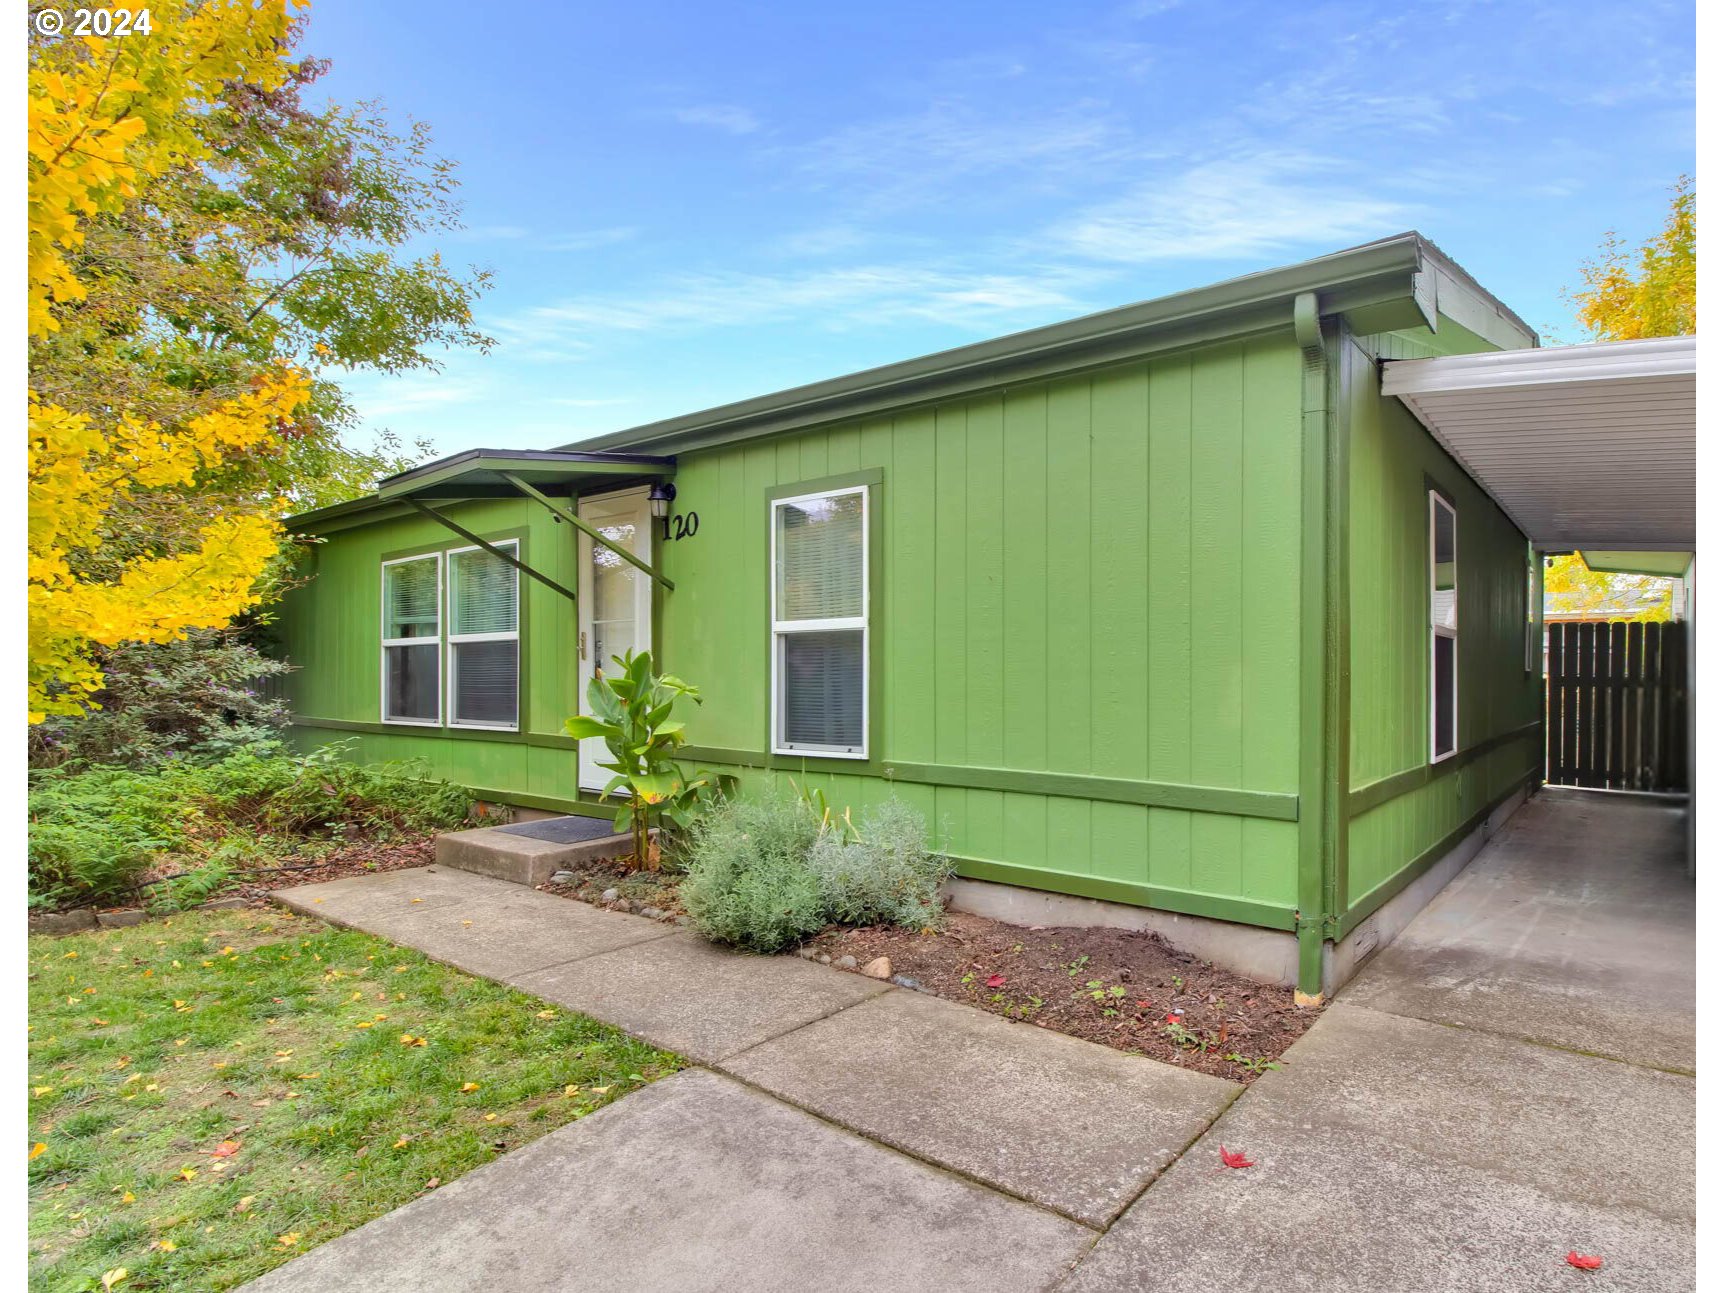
<box><xmin>447</xmin><ymin>542</ymin><xmax>520</xmax><ymax>729</ymax></box>
<box><xmin>771</xmin><ymin>486</ymin><xmax>867</xmax><ymax>757</ymax></box>
<box><xmin>382</xmin><ymin>553</ymin><xmax>442</xmax><ymax>725</ymax></box>
<box><xmin>1429</xmin><ymin>490</ymin><xmax>1458</xmax><ymax>762</ymax></box>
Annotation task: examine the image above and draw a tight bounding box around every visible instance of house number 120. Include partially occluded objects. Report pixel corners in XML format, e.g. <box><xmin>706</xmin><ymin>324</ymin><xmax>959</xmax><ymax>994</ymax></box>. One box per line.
<box><xmin>663</xmin><ymin>511</ymin><xmax>699</xmax><ymax>541</ymax></box>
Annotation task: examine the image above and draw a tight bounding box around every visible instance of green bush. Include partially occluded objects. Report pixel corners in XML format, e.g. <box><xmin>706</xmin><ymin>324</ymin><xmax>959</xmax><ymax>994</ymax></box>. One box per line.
<box><xmin>808</xmin><ymin>799</ymin><xmax>953</xmax><ymax>930</ymax></box>
<box><xmin>680</xmin><ymin>796</ymin><xmax>824</xmax><ymax>953</ymax></box>
<box><xmin>27</xmin><ymin>742</ymin><xmax>474</xmax><ymax>908</ymax></box>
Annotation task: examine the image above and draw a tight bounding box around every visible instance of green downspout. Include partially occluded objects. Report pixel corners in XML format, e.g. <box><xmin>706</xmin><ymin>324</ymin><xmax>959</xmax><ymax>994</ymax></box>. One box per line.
<box><xmin>1294</xmin><ymin>292</ymin><xmax>1341</xmax><ymax>1004</ymax></box>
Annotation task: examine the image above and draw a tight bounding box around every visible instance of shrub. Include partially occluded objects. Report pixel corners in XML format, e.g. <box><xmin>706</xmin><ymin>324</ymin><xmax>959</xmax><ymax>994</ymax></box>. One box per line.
<box><xmin>679</xmin><ymin>796</ymin><xmax>824</xmax><ymax>953</ymax></box>
<box><xmin>27</xmin><ymin>632</ymin><xmax>293</xmax><ymax>771</ymax></box>
<box><xmin>808</xmin><ymin>798</ymin><xmax>953</xmax><ymax>930</ymax></box>
<box><xmin>27</xmin><ymin>742</ymin><xmax>474</xmax><ymax>908</ymax></box>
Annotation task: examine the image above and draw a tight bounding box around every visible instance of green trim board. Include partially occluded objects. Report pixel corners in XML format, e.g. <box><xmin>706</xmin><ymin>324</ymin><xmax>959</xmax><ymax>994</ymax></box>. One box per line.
<box><xmin>955</xmin><ymin>855</ymin><xmax>1298</xmax><ymax>931</ymax></box>
<box><xmin>291</xmin><ymin>716</ymin><xmax>573</xmax><ymax>749</ymax></box>
<box><xmin>1332</xmin><ymin>770</ymin><xmax>1539</xmax><ymax>941</ymax></box>
<box><xmin>463</xmin><ymin>786</ymin><xmax>622</xmax><ymax>820</ymax></box>
<box><xmin>679</xmin><ymin>745</ymin><xmax>1297</xmax><ymax>820</ymax></box>
<box><xmin>1347</xmin><ymin>721</ymin><xmax>1542</xmax><ymax>817</ymax></box>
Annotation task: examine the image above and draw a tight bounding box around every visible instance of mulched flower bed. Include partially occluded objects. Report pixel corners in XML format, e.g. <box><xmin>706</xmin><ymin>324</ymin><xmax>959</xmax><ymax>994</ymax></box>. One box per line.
<box><xmin>230</xmin><ymin>834</ymin><xmax>441</xmax><ymax>902</ymax></box>
<box><xmin>271</xmin><ymin>832</ymin><xmax>1318</xmax><ymax>1084</ymax></box>
<box><xmin>805</xmin><ymin>915</ymin><xmax>1321</xmax><ymax>1083</ymax></box>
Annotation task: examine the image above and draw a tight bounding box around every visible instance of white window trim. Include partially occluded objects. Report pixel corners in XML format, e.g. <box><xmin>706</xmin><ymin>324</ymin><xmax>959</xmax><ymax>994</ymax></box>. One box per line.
<box><xmin>380</xmin><ymin>551</ymin><xmax>443</xmax><ymax>727</ymax></box>
<box><xmin>446</xmin><ymin>540</ymin><xmax>521</xmax><ymax>732</ymax></box>
<box><xmin>1429</xmin><ymin>490</ymin><xmax>1458</xmax><ymax>764</ymax></box>
<box><xmin>770</xmin><ymin>485</ymin><xmax>869</xmax><ymax>759</ymax></box>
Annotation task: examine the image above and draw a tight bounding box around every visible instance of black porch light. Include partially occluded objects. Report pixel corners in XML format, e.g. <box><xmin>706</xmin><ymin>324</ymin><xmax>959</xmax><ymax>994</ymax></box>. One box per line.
<box><xmin>648</xmin><ymin>480</ymin><xmax>677</xmax><ymax>519</ymax></box>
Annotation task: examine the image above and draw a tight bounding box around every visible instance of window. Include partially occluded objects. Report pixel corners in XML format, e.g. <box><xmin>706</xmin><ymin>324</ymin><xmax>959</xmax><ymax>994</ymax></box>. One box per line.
<box><xmin>382</xmin><ymin>553</ymin><xmax>441</xmax><ymax>725</ymax></box>
<box><xmin>771</xmin><ymin>486</ymin><xmax>867</xmax><ymax>756</ymax></box>
<box><xmin>1429</xmin><ymin>491</ymin><xmax>1458</xmax><ymax>762</ymax></box>
<box><xmin>447</xmin><ymin>542</ymin><xmax>520</xmax><ymax>729</ymax></box>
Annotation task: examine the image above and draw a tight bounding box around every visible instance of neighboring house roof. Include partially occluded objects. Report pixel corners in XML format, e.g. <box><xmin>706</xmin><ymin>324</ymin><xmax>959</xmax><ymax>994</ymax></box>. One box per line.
<box><xmin>567</xmin><ymin>231</ymin><xmax>1535</xmax><ymax>458</ymax></box>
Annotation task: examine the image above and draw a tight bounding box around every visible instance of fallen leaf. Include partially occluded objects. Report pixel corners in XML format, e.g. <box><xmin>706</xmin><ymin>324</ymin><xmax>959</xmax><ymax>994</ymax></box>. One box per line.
<box><xmin>177</xmin><ymin>1167</ymin><xmax>198</xmax><ymax>1181</ymax></box>
<box><xmin>32</xmin><ymin>1087</ymin><xmax>53</xmax><ymax>1098</ymax></box>
<box><xmin>563</xmin><ymin>1085</ymin><xmax>581</xmax><ymax>1097</ymax></box>
<box><xmin>393</xmin><ymin>1137</ymin><xmax>410</xmax><ymax>1149</ymax></box>
<box><xmin>29</xmin><ymin>1143</ymin><xmax>46</xmax><ymax>1160</ymax></box>
<box><xmin>100</xmin><ymin>1269</ymin><xmax>127</xmax><ymax>1290</ymax></box>
<box><xmin>483</xmin><ymin>1113</ymin><xmax>498</xmax><ymax>1122</ymax></box>
<box><xmin>459</xmin><ymin>1082</ymin><xmax>480</xmax><ymax>1093</ymax></box>
<box><xmin>1566</xmin><ymin>1252</ymin><xmax>1604</xmax><ymax>1271</ymax></box>
<box><xmin>424</xmin><ymin>1177</ymin><xmax>440</xmax><ymax>1189</ymax></box>
<box><xmin>985</xmin><ymin>974</ymin><xmax>1006</xmax><ymax>989</ymax></box>
<box><xmin>153</xmin><ymin>1240</ymin><xmax>177</xmax><ymax>1253</ymax></box>
<box><xmin>121</xmin><ymin>1191</ymin><xmax>135</xmax><ymax>1204</ymax></box>
<box><xmin>1218</xmin><ymin>1146</ymin><xmax>1254</xmax><ymax>1169</ymax></box>
<box><xmin>535</xmin><ymin>1010</ymin><xmax>557</xmax><ymax>1020</ymax></box>
<box><xmin>276</xmin><ymin>1232</ymin><xmax>301</xmax><ymax>1247</ymax></box>
<box><xmin>233</xmin><ymin>1195</ymin><xmax>256</xmax><ymax>1213</ymax></box>
<box><xmin>211</xmin><ymin>1140</ymin><xmax>242</xmax><ymax>1159</ymax></box>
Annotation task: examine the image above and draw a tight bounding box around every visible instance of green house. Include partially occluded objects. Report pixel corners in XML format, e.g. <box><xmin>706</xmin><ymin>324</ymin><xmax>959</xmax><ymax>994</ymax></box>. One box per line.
<box><xmin>278</xmin><ymin>233</ymin><xmax>1549</xmax><ymax>1001</ymax></box>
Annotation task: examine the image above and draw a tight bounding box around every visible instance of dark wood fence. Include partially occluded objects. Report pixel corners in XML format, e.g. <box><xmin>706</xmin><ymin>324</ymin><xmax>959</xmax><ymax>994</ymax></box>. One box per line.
<box><xmin>1546</xmin><ymin>620</ymin><xmax>1687</xmax><ymax>791</ymax></box>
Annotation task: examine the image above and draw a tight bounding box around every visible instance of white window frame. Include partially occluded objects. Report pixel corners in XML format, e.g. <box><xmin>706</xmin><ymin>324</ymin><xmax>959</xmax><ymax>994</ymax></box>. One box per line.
<box><xmin>770</xmin><ymin>485</ymin><xmax>869</xmax><ymax>759</ymax></box>
<box><xmin>446</xmin><ymin>540</ymin><xmax>521</xmax><ymax>732</ymax></box>
<box><xmin>380</xmin><ymin>551</ymin><xmax>443</xmax><ymax>727</ymax></box>
<box><xmin>1429</xmin><ymin>490</ymin><xmax>1458</xmax><ymax>764</ymax></box>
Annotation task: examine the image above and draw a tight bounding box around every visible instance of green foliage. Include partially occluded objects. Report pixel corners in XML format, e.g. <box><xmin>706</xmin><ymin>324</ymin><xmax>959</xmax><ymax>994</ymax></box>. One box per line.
<box><xmin>683</xmin><ymin>791</ymin><xmax>948</xmax><ymax>952</ymax></box>
<box><xmin>27</xmin><ymin>631</ymin><xmax>293</xmax><ymax>771</ymax></box>
<box><xmin>563</xmin><ymin>650</ymin><xmax>731</xmax><ymax>868</ymax></box>
<box><xmin>679</xmin><ymin>796</ymin><xmax>824</xmax><ymax>953</ymax></box>
<box><xmin>808</xmin><ymin>798</ymin><xmax>954</xmax><ymax>930</ymax></box>
<box><xmin>27</xmin><ymin>743</ymin><xmax>473</xmax><ymax>908</ymax></box>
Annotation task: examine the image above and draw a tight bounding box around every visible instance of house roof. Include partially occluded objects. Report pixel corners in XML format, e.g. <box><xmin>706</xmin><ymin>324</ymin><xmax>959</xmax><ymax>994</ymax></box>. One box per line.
<box><xmin>565</xmin><ymin>232</ymin><xmax>1536</xmax><ymax>458</ymax></box>
<box><xmin>1382</xmin><ymin>336</ymin><xmax>1696</xmax><ymax>551</ymax></box>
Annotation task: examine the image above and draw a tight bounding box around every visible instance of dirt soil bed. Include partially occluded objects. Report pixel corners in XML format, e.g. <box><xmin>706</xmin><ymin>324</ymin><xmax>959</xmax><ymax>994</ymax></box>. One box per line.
<box><xmin>808</xmin><ymin>915</ymin><xmax>1320</xmax><ymax>1083</ymax></box>
<box><xmin>231</xmin><ymin>834</ymin><xmax>440</xmax><ymax>902</ymax></box>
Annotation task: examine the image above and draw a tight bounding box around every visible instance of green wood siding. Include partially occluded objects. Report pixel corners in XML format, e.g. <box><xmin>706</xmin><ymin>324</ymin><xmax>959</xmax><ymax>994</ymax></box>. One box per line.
<box><xmin>658</xmin><ymin>332</ymin><xmax>1306</xmax><ymax>921</ymax></box>
<box><xmin>1344</xmin><ymin>329</ymin><xmax>1542</xmax><ymax>919</ymax></box>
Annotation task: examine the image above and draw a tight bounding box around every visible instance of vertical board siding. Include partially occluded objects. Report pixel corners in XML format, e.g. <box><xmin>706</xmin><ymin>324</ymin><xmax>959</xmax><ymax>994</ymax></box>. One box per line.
<box><xmin>281</xmin><ymin>332</ymin><xmax>1307</xmax><ymax>922</ymax></box>
<box><xmin>660</xmin><ymin>333</ymin><xmax>1305</xmax><ymax>914</ymax></box>
<box><xmin>1345</xmin><ymin>333</ymin><xmax>1543</xmax><ymax>909</ymax></box>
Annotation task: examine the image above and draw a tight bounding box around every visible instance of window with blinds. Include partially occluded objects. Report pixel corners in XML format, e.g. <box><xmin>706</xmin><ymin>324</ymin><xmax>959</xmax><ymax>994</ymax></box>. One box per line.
<box><xmin>771</xmin><ymin>487</ymin><xmax>867</xmax><ymax>756</ymax></box>
<box><xmin>447</xmin><ymin>542</ymin><xmax>520</xmax><ymax>729</ymax></box>
<box><xmin>1429</xmin><ymin>490</ymin><xmax>1458</xmax><ymax>762</ymax></box>
<box><xmin>382</xmin><ymin>554</ymin><xmax>441</xmax><ymax>724</ymax></box>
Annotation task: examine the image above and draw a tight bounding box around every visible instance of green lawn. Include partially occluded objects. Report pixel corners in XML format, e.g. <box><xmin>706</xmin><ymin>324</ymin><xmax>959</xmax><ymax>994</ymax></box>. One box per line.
<box><xmin>27</xmin><ymin>907</ymin><xmax>681</xmax><ymax>1292</ymax></box>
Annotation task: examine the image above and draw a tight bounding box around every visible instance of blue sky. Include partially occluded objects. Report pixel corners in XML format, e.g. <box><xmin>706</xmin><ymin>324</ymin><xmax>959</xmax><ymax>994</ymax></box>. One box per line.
<box><xmin>303</xmin><ymin>1</ymin><xmax>1695</xmax><ymax>457</ymax></box>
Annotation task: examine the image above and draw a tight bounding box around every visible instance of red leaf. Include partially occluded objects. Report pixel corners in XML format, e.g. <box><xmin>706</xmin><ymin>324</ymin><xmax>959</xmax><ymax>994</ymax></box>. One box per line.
<box><xmin>1565</xmin><ymin>1252</ymin><xmax>1603</xmax><ymax>1271</ymax></box>
<box><xmin>985</xmin><ymin>974</ymin><xmax>1006</xmax><ymax>989</ymax></box>
<box><xmin>210</xmin><ymin>1140</ymin><xmax>242</xmax><ymax>1158</ymax></box>
<box><xmin>1165</xmin><ymin>1013</ymin><xmax>1181</xmax><ymax>1024</ymax></box>
<box><xmin>1218</xmin><ymin>1145</ymin><xmax>1253</xmax><ymax>1169</ymax></box>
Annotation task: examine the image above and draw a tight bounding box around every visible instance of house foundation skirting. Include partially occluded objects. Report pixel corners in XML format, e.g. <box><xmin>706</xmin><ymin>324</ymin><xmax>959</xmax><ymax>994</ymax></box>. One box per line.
<box><xmin>943</xmin><ymin>780</ymin><xmax>1535</xmax><ymax>994</ymax></box>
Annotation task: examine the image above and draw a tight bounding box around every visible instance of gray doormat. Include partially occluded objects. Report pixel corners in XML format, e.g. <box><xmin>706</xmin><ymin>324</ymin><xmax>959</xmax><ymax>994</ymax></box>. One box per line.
<box><xmin>493</xmin><ymin>815</ymin><xmax>623</xmax><ymax>844</ymax></box>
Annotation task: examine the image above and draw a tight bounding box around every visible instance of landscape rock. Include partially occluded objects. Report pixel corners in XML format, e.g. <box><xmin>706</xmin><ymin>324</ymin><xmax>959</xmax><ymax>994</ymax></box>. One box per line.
<box><xmin>199</xmin><ymin>897</ymin><xmax>248</xmax><ymax>911</ymax></box>
<box><xmin>892</xmin><ymin>975</ymin><xmax>924</xmax><ymax>991</ymax></box>
<box><xmin>818</xmin><ymin>954</ymin><xmax>832</xmax><ymax>965</ymax></box>
<box><xmin>834</xmin><ymin>955</ymin><xmax>858</xmax><ymax>970</ymax></box>
<box><xmin>28</xmin><ymin>908</ymin><xmax>98</xmax><ymax>935</ymax></box>
<box><xmin>600</xmin><ymin>888</ymin><xmax>620</xmax><ymax>904</ymax></box>
<box><xmin>641</xmin><ymin>907</ymin><xmax>665</xmax><ymax>920</ymax></box>
<box><xmin>97</xmin><ymin>908</ymin><xmax>147</xmax><ymax>929</ymax></box>
<box><xmin>550</xmin><ymin>870</ymin><xmax>577</xmax><ymax>885</ymax></box>
<box><xmin>797</xmin><ymin>947</ymin><xmax>817</xmax><ymax>960</ymax></box>
<box><xmin>862</xmin><ymin>956</ymin><xmax>893</xmax><ymax>980</ymax></box>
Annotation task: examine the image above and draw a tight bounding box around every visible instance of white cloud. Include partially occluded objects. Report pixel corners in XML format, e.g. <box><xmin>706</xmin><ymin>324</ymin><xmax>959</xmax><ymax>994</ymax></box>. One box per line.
<box><xmin>670</xmin><ymin>104</ymin><xmax>761</xmax><ymax>134</ymax></box>
<box><xmin>1047</xmin><ymin>154</ymin><xmax>1409</xmax><ymax>263</ymax></box>
<box><xmin>539</xmin><ymin>226</ymin><xmax>638</xmax><ymax>252</ymax></box>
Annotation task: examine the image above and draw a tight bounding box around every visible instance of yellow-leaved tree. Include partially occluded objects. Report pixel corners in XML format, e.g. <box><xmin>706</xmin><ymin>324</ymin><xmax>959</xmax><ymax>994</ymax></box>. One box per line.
<box><xmin>1544</xmin><ymin>554</ymin><xmax>1673</xmax><ymax>622</ymax></box>
<box><xmin>1569</xmin><ymin>175</ymin><xmax>1696</xmax><ymax>341</ymax></box>
<box><xmin>27</xmin><ymin>2</ymin><xmax>310</xmax><ymax>720</ymax></box>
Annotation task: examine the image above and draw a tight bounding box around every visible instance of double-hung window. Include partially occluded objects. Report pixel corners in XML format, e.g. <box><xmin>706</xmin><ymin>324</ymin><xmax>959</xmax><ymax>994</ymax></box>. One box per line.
<box><xmin>1429</xmin><ymin>490</ymin><xmax>1458</xmax><ymax>762</ymax></box>
<box><xmin>382</xmin><ymin>553</ymin><xmax>442</xmax><ymax>725</ymax></box>
<box><xmin>447</xmin><ymin>542</ymin><xmax>520</xmax><ymax>730</ymax></box>
<box><xmin>771</xmin><ymin>486</ymin><xmax>868</xmax><ymax>757</ymax></box>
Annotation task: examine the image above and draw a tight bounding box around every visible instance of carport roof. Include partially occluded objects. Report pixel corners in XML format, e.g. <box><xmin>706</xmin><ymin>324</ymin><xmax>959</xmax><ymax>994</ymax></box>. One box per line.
<box><xmin>1381</xmin><ymin>336</ymin><xmax>1695</xmax><ymax>551</ymax></box>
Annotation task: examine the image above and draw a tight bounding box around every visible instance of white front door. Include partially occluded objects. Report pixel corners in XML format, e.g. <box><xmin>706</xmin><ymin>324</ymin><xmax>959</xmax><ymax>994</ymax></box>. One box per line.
<box><xmin>576</xmin><ymin>486</ymin><xmax>654</xmax><ymax>791</ymax></box>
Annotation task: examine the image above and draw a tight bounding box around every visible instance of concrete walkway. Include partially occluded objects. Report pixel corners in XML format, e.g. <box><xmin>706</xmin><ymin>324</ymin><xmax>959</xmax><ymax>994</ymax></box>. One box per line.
<box><xmin>1065</xmin><ymin>789</ymin><xmax>1696</xmax><ymax>1292</ymax></box>
<box><xmin>251</xmin><ymin>788</ymin><xmax>1694</xmax><ymax>1291</ymax></box>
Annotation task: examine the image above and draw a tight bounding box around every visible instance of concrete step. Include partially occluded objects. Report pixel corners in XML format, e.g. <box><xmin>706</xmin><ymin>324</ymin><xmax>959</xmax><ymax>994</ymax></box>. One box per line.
<box><xmin>435</xmin><ymin>815</ymin><xmax>638</xmax><ymax>886</ymax></box>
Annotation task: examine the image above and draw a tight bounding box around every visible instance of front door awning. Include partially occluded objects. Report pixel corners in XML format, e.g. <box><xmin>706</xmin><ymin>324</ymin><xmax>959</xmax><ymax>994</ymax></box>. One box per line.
<box><xmin>286</xmin><ymin>447</ymin><xmax>677</xmax><ymax>591</ymax></box>
<box><xmin>1381</xmin><ymin>336</ymin><xmax>1695</xmax><ymax>551</ymax></box>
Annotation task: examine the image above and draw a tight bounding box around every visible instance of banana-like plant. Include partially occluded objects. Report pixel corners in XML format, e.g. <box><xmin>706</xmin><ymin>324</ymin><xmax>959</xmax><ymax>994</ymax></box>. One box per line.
<box><xmin>563</xmin><ymin>649</ymin><xmax>731</xmax><ymax>869</ymax></box>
